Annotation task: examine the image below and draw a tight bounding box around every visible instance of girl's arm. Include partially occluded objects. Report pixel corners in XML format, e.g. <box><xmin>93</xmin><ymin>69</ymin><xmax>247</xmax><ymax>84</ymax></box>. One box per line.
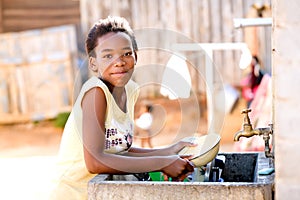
<box><xmin>126</xmin><ymin>141</ymin><xmax>196</xmax><ymax>157</ymax></box>
<box><xmin>82</xmin><ymin>87</ymin><xmax>192</xmax><ymax>178</ymax></box>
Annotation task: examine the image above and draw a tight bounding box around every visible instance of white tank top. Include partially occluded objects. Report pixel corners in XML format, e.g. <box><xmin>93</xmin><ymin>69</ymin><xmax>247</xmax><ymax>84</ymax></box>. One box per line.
<box><xmin>50</xmin><ymin>76</ymin><xmax>139</xmax><ymax>200</ymax></box>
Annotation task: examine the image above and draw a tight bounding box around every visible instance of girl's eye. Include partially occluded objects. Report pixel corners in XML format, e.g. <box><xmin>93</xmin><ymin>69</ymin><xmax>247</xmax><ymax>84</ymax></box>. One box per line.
<box><xmin>123</xmin><ymin>51</ymin><xmax>133</xmax><ymax>57</ymax></box>
<box><xmin>103</xmin><ymin>54</ymin><xmax>113</xmax><ymax>59</ymax></box>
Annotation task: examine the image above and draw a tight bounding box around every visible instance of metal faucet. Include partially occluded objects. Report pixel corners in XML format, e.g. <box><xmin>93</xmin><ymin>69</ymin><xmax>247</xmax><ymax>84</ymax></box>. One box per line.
<box><xmin>234</xmin><ymin>108</ymin><xmax>274</xmax><ymax>158</ymax></box>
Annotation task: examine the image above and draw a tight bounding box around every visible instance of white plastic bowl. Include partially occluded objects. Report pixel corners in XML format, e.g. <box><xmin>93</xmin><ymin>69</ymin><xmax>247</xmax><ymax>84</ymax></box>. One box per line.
<box><xmin>178</xmin><ymin>133</ymin><xmax>221</xmax><ymax>167</ymax></box>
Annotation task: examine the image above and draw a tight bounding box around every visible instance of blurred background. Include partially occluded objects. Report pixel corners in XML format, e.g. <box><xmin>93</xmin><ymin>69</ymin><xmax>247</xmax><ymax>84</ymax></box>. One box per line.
<box><xmin>0</xmin><ymin>0</ymin><xmax>273</xmax><ymax>199</ymax></box>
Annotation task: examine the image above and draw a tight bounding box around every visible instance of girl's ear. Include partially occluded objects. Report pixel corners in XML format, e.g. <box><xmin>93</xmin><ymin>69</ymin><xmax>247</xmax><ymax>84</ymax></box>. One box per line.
<box><xmin>89</xmin><ymin>57</ymin><xmax>98</xmax><ymax>72</ymax></box>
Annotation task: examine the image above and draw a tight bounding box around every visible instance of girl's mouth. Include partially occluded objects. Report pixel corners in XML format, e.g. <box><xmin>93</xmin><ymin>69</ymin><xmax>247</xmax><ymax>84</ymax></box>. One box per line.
<box><xmin>111</xmin><ymin>71</ymin><xmax>128</xmax><ymax>77</ymax></box>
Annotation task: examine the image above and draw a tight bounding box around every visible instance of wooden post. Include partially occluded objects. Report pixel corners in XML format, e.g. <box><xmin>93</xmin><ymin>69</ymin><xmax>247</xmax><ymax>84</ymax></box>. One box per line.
<box><xmin>0</xmin><ymin>0</ymin><xmax>3</xmax><ymax>33</ymax></box>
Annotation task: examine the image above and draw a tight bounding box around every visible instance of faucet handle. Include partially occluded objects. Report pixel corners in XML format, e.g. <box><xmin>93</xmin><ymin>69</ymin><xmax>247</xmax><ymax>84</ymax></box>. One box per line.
<box><xmin>241</xmin><ymin>108</ymin><xmax>252</xmax><ymax>114</ymax></box>
<box><xmin>241</xmin><ymin>108</ymin><xmax>252</xmax><ymax>125</ymax></box>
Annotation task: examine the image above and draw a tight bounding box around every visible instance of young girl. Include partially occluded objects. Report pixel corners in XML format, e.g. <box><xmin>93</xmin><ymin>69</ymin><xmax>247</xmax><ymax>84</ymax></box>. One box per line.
<box><xmin>50</xmin><ymin>16</ymin><xmax>195</xmax><ymax>199</ymax></box>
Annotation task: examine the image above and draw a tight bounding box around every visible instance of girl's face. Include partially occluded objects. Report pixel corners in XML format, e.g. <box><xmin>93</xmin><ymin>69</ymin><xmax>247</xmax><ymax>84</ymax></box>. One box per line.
<box><xmin>90</xmin><ymin>32</ymin><xmax>136</xmax><ymax>87</ymax></box>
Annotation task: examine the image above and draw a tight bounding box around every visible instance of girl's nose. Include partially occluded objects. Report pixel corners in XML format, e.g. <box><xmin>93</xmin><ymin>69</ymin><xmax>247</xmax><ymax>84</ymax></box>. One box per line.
<box><xmin>113</xmin><ymin>56</ymin><xmax>125</xmax><ymax>67</ymax></box>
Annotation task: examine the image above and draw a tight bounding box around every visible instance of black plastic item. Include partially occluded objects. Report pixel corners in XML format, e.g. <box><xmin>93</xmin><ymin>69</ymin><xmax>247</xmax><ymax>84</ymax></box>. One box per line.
<box><xmin>214</xmin><ymin>158</ymin><xmax>225</xmax><ymax>170</ymax></box>
<box><xmin>133</xmin><ymin>173</ymin><xmax>151</xmax><ymax>181</ymax></box>
<box><xmin>220</xmin><ymin>153</ymin><xmax>258</xmax><ymax>182</ymax></box>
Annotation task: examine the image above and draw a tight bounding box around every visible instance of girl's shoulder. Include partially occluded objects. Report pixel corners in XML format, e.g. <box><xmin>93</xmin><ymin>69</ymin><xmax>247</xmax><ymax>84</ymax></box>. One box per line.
<box><xmin>81</xmin><ymin>76</ymin><xmax>110</xmax><ymax>94</ymax></box>
<box><xmin>77</xmin><ymin>76</ymin><xmax>111</xmax><ymax>103</ymax></box>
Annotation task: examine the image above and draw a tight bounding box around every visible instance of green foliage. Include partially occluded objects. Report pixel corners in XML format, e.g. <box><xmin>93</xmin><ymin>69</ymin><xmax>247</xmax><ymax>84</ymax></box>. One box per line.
<box><xmin>54</xmin><ymin>112</ymin><xmax>70</xmax><ymax>128</ymax></box>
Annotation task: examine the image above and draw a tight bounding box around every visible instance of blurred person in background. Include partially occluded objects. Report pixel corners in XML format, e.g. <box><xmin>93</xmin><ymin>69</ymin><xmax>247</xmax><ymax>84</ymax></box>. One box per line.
<box><xmin>135</xmin><ymin>103</ymin><xmax>154</xmax><ymax>148</ymax></box>
<box><xmin>241</xmin><ymin>55</ymin><xmax>265</xmax><ymax>107</ymax></box>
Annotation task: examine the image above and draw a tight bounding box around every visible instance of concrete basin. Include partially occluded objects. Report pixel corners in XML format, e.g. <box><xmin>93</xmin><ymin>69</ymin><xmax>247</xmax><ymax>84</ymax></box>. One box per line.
<box><xmin>88</xmin><ymin>152</ymin><xmax>274</xmax><ymax>200</ymax></box>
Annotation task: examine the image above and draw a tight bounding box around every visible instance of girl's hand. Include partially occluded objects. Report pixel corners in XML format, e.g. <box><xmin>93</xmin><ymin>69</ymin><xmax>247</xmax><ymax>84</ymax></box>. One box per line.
<box><xmin>167</xmin><ymin>140</ymin><xmax>197</xmax><ymax>155</ymax></box>
<box><xmin>173</xmin><ymin>159</ymin><xmax>195</xmax><ymax>181</ymax></box>
<box><xmin>161</xmin><ymin>155</ymin><xmax>194</xmax><ymax>179</ymax></box>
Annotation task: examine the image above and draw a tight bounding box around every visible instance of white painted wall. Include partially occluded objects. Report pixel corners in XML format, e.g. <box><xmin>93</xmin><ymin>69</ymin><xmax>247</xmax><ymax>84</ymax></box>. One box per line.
<box><xmin>273</xmin><ymin>0</ymin><xmax>300</xmax><ymax>199</ymax></box>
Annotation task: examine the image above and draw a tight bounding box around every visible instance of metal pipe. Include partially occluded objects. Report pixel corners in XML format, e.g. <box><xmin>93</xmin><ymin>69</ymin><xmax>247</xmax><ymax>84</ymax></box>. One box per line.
<box><xmin>233</xmin><ymin>18</ymin><xmax>272</xmax><ymax>28</ymax></box>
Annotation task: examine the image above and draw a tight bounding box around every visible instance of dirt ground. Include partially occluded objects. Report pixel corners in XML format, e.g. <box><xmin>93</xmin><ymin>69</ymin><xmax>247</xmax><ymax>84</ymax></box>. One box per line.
<box><xmin>0</xmin><ymin>121</ymin><xmax>63</xmax><ymax>157</ymax></box>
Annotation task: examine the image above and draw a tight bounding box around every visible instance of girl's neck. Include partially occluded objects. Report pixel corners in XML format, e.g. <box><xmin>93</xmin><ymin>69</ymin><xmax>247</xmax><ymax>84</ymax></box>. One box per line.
<box><xmin>112</xmin><ymin>87</ymin><xmax>127</xmax><ymax>113</ymax></box>
<box><xmin>99</xmin><ymin>77</ymin><xmax>123</xmax><ymax>94</ymax></box>
<box><xmin>99</xmin><ymin>77</ymin><xmax>127</xmax><ymax>112</ymax></box>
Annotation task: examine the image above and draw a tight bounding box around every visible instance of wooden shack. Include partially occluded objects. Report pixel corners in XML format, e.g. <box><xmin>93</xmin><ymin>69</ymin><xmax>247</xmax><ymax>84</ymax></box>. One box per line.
<box><xmin>0</xmin><ymin>0</ymin><xmax>80</xmax><ymax>33</ymax></box>
<box><xmin>0</xmin><ymin>25</ymin><xmax>78</xmax><ymax>124</ymax></box>
<box><xmin>0</xmin><ymin>0</ymin><xmax>80</xmax><ymax>124</ymax></box>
